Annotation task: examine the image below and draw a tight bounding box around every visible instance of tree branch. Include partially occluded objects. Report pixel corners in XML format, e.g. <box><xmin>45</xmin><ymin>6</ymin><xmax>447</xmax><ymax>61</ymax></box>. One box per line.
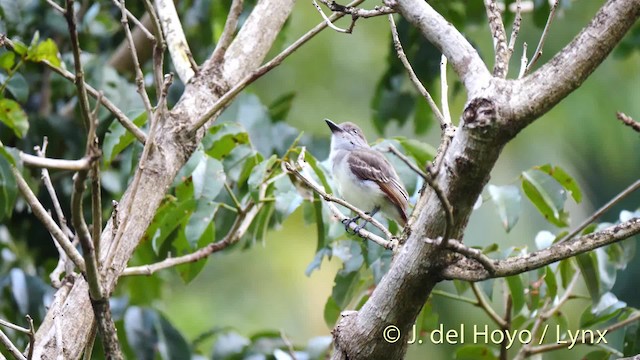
<box><xmin>443</xmin><ymin>217</ymin><xmax>640</xmax><ymax>281</ymax></box>
<box><xmin>123</xmin><ymin>199</ymin><xmax>259</xmax><ymax>276</ymax></box>
<box><xmin>514</xmin><ymin>0</ymin><xmax>640</xmax><ymax>124</ymax></box>
<box><xmin>11</xmin><ymin>166</ymin><xmax>85</xmax><ymax>272</ymax></box>
<box><xmin>32</xmin><ymin>0</ymin><xmax>297</xmax><ymax>356</ymax></box>
<box><xmin>154</xmin><ymin>0</ymin><xmax>197</xmax><ymax>83</ymax></box>
<box><xmin>387</xmin><ymin>14</ymin><xmax>444</xmax><ymax>125</ymax></box>
<box><xmin>393</xmin><ymin>0</ymin><xmax>491</xmax><ymax>95</ymax></box>
<box><xmin>19</xmin><ymin>152</ymin><xmax>91</xmax><ymax>171</ymax></box>
<box><xmin>284</xmin><ymin>161</ymin><xmax>394</xmax><ymax>249</ymax></box>
<box><xmin>0</xmin><ymin>36</ymin><xmax>147</xmax><ymax>144</ymax></box>
<box><xmin>484</xmin><ymin>0</ymin><xmax>508</xmax><ymax>78</ymax></box>
<box><xmin>525</xmin><ymin>0</ymin><xmax>559</xmax><ymax>74</ymax></box>
<box><xmin>189</xmin><ymin>0</ymin><xmax>366</xmax><ymax>132</ymax></box>
<box><xmin>617</xmin><ymin>111</ymin><xmax>640</xmax><ymax>133</ymax></box>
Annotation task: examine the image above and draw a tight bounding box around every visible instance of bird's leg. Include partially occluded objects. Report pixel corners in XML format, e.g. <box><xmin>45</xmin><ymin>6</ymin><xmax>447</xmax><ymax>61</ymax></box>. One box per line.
<box><xmin>342</xmin><ymin>215</ymin><xmax>361</xmax><ymax>234</ymax></box>
<box><xmin>353</xmin><ymin>207</ymin><xmax>380</xmax><ymax>235</ymax></box>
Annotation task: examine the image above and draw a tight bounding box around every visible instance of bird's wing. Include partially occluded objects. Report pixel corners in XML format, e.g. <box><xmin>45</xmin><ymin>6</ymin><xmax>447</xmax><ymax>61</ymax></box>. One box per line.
<box><xmin>348</xmin><ymin>149</ymin><xmax>409</xmax><ymax>221</ymax></box>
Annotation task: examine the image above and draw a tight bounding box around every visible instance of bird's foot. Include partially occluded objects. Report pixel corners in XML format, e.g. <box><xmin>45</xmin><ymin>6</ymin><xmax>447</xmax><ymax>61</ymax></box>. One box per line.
<box><xmin>342</xmin><ymin>216</ymin><xmax>361</xmax><ymax>234</ymax></box>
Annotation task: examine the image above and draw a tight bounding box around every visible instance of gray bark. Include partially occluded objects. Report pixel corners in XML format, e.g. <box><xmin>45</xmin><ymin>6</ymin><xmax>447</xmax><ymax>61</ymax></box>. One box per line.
<box><xmin>30</xmin><ymin>0</ymin><xmax>295</xmax><ymax>358</ymax></box>
<box><xmin>331</xmin><ymin>0</ymin><xmax>640</xmax><ymax>358</ymax></box>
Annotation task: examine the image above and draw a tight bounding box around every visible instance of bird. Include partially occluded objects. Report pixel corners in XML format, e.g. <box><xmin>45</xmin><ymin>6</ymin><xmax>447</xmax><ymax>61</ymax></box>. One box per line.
<box><xmin>325</xmin><ymin>119</ymin><xmax>409</xmax><ymax>234</ymax></box>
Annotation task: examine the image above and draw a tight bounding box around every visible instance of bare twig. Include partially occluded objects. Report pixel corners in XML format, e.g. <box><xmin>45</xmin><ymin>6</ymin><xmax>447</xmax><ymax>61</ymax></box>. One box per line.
<box><xmin>142</xmin><ymin>0</ymin><xmax>166</xmax><ymax>95</ymax></box>
<box><xmin>314</xmin><ymin>0</ymin><xmax>394</xmax><ymax>34</ymax></box>
<box><xmin>11</xmin><ymin>166</ymin><xmax>86</xmax><ymax>271</ymax></box>
<box><xmin>189</xmin><ymin>0</ymin><xmax>367</xmax><ymax>133</ymax></box>
<box><xmin>525</xmin><ymin>311</ymin><xmax>640</xmax><ymax>356</ymax></box>
<box><xmin>426</xmin><ymin>237</ymin><xmax>495</xmax><ymax>274</ymax></box>
<box><xmin>440</xmin><ymin>55</ymin><xmax>452</xmax><ymax>127</ymax></box>
<box><xmin>313</xmin><ymin>0</ymin><xmax>352</xmax><ymax>33</ymax></box>
<box><xmin>35</xmin><ymin>140</ymin><xmax>75</xmax><ymax>286</ymax></box>
<box><xmin>507</xmin><ymin>0</ymin><xmax>522</xmax><ymax>57</ymax></box>
<box><xmin>499</xmin><ymin>295</ymin><xmax>512</xmax><ymax>360</ymax></box>
<box><xmin>119</xmin><ymin>0</ymin><xmax>154</xmax><ymax>118</ymax></box>
<box><xmin>0</xmin><ymin>327</ymin><xmax>26</xmax><ymax>360</ymax></box>
<box><xmin>617</xmin><ymin>111</ymin><xmax>640</xmax><ymax>133</ymax></box>
<box><xmin>64</xmin><ymin>0</ymin><xmax>92</xmax><ymax>131</ymax></box>
<box><xmin>0</xmin><ymin>36</ymin><xmax>146</xmax><ymax>144</ymax></box>
<box><xmin>19</xmin><ymin>152</ymin><xmax>91</xmax><ymax>171</ymax></box>
<box><xmin>154</xmin><ymin>0</ymin><xmax>197</xmax><ymax>82</ymax></box>
<box><xmin>123</xmin><ymin>197</ymin><xmax>260</xmax><ymax>276</ymax></box>
<box><xmin>443</xmin><ymin>217</ymin><xmax>640</xmax><ymax>281</ymax></box>
<box><xmin>280</xmin><ymin>330</ymin><xmax>297</xmax><ymax>360</ymax></box>
<box><xmin>109</xmin><ymin>0</ymin><xmax>155</xmax><ymax>41</ymax></box>
<box><xmin>525</xmin><ymin>0</ymin><xmax>559</xmax><ymax>74</ymax></box>
<box><xmin>211</xmin><ymin>0</ymin><xmax>244</xmax><ymax>63</ymax></box>
<box><xmin>283</xmin><ymin>161</ymin><xmax>395</xmax><ymax>249</ymax></box>
<box><xmin>559</xmin><ymin>179</ymin><xmax>640</xmax><ymax>243</ymax></box>
<box><xmin>25</xmin><ymin>315</ymin><xmax>35</xmax><ymax>360</ymax></box>
<box><xmin>45</xmin><ymin>0</ymin><xmax>65</xmax><ymax>14</ymax></box>
<box><xmin>518</xmin><ymin>42</ymin><xmax>528</xmax><ymax>79</ymax></box>
<box><xmin>484</xmin><ymin>0</ymin><xmax>508</xmax><ymax>77</ymax></box>
<box><xmin>540</xmin><ymin>271</ymin><xmax>580</xmax><ymax>319</ymax></box>
<box><xmin>0</xmin><ymin>319</ymin><xmax>30</xmax><ymax>334</ymax></box>
<box><xmin>387</xmin><ymin>15</ymin><xmax>444</xmax><ymax>125</ymax></box>
<box><xmin>471</xmin><ymin>283</ymin><xmax>507</xmax><ymax>328</ymax></box>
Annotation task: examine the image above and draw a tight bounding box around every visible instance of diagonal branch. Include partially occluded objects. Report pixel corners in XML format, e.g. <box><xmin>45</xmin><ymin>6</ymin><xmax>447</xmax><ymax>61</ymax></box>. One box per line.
<box><xmin>155</xmin><ymin>0</ymin><xmax>197</xmax><ymax>83</ymax></box>
<box><xmin>443</xmin><ymin>217</ymin><xmax>640</xmax><ymax>281</ymax></box>
<box><xmin>11</xmin><ymin>166</ymin><xmax>85</xmax><ymax>272</ymax></box>
<box><xmin>484</xmin><ymin>0</ymin><xmax>508</xmax><ymax>78</ymax></box>
<box><xmin>284</xmin><ymin>161</ymin><xmax>395</xmax><ymax>249</ymax></box>
<box><xmin>0</xmin><ymin>35</ymin><xmax>146</xmax><ymax>144</ymax></box>
<box><xmin>514</xmin><ymin>0</ymin><xmax>640</xmax><ymax>124</ymax></box>
<box><xmin>393</xmin><ymin>0</ymin><xmax>491</xmax><ymax>95</ymax></box>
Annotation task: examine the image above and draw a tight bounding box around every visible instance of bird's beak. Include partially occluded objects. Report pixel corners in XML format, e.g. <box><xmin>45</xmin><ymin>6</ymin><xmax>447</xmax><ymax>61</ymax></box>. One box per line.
<box><xmin>325</xmin><ymin>119</ymin><xmax>343</xmax><ymax>134</ymax></box>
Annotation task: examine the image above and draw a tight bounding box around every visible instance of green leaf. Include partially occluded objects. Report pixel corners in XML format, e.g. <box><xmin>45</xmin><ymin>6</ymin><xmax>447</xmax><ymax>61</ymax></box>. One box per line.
<box><xmin>26</xmin><ymin>38</ymin><xmax>61</xmax><ymax>67</ymax></box>
<box><xmin>487</xmin><ymin>184</ymin><xmax>522</xmax><ymax>232</ymax></box>
<box><xmin>268</xmin><ymin>92</ymin><xmax>296</xmax><ymax>122</ymax></box>
<box><xmin>623</xmin><ymin>316</ymin><xmax>640</xmax><ymax>356</ymax></box>
<box><xmin>204</xmin><ymin>122</ymin><xmax>250</xmax><ymax>160</ymax></box>
<box><xmin>0</xmin><ymin>98</ymin><xmax>28</xmax><ymax>138</ymax></box>
<box><xmin>103</xmin><ymin>111</ymin><xmax>147</xmax><ymax>166</ymax></box>
<box><xmin>323</xmin><ymin>296</ymin><xmax>341</xmax><ymax>328</ymax></box>
<box><xmin>149</xmin><ymin>198</ymin><xmax>196</xmax><ymax>255</ymax></box>
<box><xmin>306</xmin><ymin>247</ymin><xmax>331</xmax><ymax>276</ymax></box>
<box><xmin>0</xmin><ymin>51</ymin><xmax>15</xmax><ymax>71</ymax></box>
<box><xmin>582</xmin><ymin>350</ymin><xmax>612</xmax><ymax>360</ymax></box>
<box><xmin>124</xmin><ymin>307</ymin><xmax>191</xmax><ymax>360</ymax></box>
<box><xmin>11</xmin><ymin>39</ymin><xmax>28</xmax><ymax>56</ymax></box>
<box><xmin>505</xmin><ymin>274</ymin><xmax>525</xmax><ymax>314</ymax></box>
<box><xmin>536</xmin><ymin>164</ymin><xmax>582</xmax><ymax>203</ymax></box>
<box><xmin>559</xmin><ymin>259</ymin><xmax>575</xmax><ymax>288</ymax></box>
<box><xmin>313</xmin><ymin>193</ymin><xmax>326</xmax><ymax>252</ymax></box>
<box><xmin>580</xmin><ymin>293</ymin><xmax>626</xmax><ymax>328</ymax></box>
<box><xmin>303</xmin><ymin>151</ymin><xmax>332</xmax><ymax>194</ymax></box>
<box><xmin>544</xmin><ymin>266</ymin><xmax>558</xmax><ymax>300</ymax></box>
<box><xmin>394</xmin><ymin>136</ymin><xmax>436</xmax><ymax>167</ymax></box>
<box><xmin>576</xmin><ymin>251</ymin><xmax>600</xmax><ymax>303</ymax></box>
<box><xmin>0</xmin><ymin>154</ymin><xmax>17</xmax><ymax>221</ymax></box>
<box><xmin>332</xmin><ymin>240</ymin><xmax>364</xmax><ymax>274</ymax></box>
<box><xmin>521</xmin><ymin>169</ymin><xmax>569</xmax><ymax>227</ymax></box>
<box><xmin>455</xmin><ymin>345</ymin><xmax>498</xmax><ymax>360</ymax></box>
<box><xmin>6</xmin><ymin>73</ymin><xmax>29</xmax><ymax>103</ymax></box>
<box><xmin>184</xmin><ymin>156</ymin><xmax>224</xmax><ymax>247</ymax></box>
<box><xmin>331</xmin><ymin>270</ymin><xmax>361</xmax><ymax>309</ymax></box>
<box><xmin>247</xmin><ymin>155</ymin><xmax>277</xmax><ymax>201</ymax></box>
<box><xmin>177</xmin><ymin>219</ymin><xmax>214</xmax><ymax>283</ymax></box>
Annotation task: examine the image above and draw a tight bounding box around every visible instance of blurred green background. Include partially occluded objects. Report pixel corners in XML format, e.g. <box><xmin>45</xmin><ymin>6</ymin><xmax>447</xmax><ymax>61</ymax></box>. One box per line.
<box><xmin>159</xmin><ymin>1</ymin><xmax>640</xmax><ymax>359</ymax></box>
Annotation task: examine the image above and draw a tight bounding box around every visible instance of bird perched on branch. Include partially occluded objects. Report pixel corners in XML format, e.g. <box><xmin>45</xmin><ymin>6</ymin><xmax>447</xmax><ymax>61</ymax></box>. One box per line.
<box><xmin>325</xmin><ymin>119</ymin><xmax>409</xmax><ymax>233</ymax></box>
